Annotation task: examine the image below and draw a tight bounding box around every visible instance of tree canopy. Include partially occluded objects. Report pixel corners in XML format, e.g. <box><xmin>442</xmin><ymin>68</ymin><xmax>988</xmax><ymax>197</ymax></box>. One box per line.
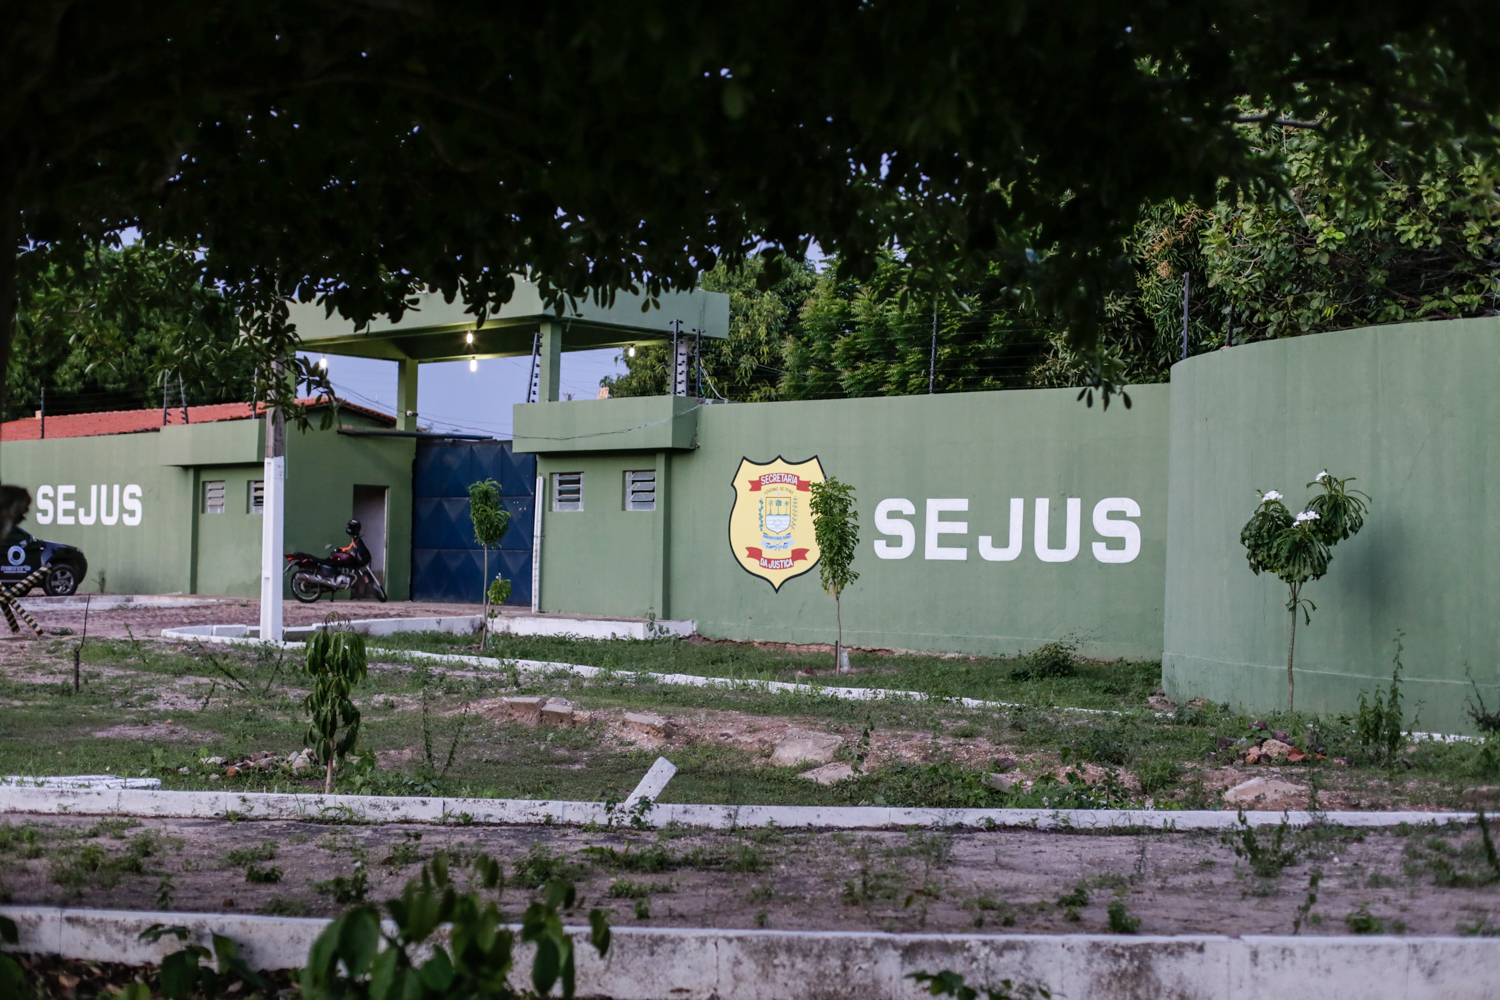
<box><xmin>604</xmin><ymin>123</ymin><xmax>1500</xmax><ymax>403</ymax></box>
<box><xmin>7</xmin><ymin>243</ymin><xmax>255</xmax><ymax>421</ymax></box>
<box><xmin>11</xmin><ymin>0</ymin><xmax>1500</xmax><ymax>415</ymax></box>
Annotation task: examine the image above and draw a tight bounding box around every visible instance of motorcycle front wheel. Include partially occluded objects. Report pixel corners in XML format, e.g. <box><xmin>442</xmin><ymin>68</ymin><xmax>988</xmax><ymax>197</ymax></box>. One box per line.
<box><xmin>365</xmin><ymin>572</ymin><xmax>388</xmax><ymax>603</ymax></box>
<box><xmin>291</xmin><ymin>575</ymin><xmax>324</xmax><ymax>603</ymax></box>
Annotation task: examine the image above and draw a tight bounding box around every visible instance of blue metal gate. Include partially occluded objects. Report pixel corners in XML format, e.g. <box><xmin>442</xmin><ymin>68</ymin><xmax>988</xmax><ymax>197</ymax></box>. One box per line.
<box><xmin>410</xmin><ymin>439</ymin><xmax>535</xmax><ymax>605</ymax></box>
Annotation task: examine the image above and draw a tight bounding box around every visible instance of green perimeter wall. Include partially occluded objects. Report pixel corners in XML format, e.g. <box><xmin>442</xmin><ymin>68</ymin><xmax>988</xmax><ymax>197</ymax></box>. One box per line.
<box><xmin>522</xmin><ymin>388</ymin><xmax>1170</xmax><ymax>661</ymax></box>
<box><xmin>1163</xmin><ymin>318</ymin><xmax>1500</xmax><ymax>733</ymax></box>
<box><xmin>0</xmin><ymin>414</ymin><xmax>413</xmax><ymax>599</ymax></box>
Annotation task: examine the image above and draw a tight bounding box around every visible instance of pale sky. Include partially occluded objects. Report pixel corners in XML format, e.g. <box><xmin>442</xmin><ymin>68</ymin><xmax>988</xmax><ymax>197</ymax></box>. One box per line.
<box><xmin>295</xmin><ymin>348</ymin><xmax>628</xmax><ymax>439</ymax></box>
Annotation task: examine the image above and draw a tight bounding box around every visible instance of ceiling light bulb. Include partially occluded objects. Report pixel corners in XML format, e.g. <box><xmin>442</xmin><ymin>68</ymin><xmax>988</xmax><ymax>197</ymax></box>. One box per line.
<box><xmin>317</xmin><ymin>355</ymin><xmax>328</xmax><ymax>369</ymax></box>
<box><xmin>466</xmin><ymin>332</ymin><xmax>475</xmax><ymax>345</ymax></box>
<box><xmin>627</xmin><ymin>345</ymin><xmax>637</xmax><ymax>357</ymax></box>
<box><xmin>469</xmin><ymin>358</ymin><xmax>478</xmax><ymax>372</ymax></box>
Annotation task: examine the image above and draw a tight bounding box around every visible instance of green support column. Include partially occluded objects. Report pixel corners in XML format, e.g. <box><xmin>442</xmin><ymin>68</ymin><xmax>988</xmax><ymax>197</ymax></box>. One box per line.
<box><xmin>538</xmin><ymin>321</ymin><xmax>563</xmax><ymax>402</ymax></box>
<box><xmin>397</xmin><ymin>359</ymin><xmax>419</xmax><ymax>432</ymax></box>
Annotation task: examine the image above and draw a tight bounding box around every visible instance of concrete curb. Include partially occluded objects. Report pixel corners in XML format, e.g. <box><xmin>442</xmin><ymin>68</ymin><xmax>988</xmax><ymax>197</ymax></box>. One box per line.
<box><xmin>3</xmin><ymin>905</ymin><xmax>1497</xmax><ymax>999</ymax></box>
<box><xmin>0</xmin><ymin>786</ymin><xmax>1475</xmax><ymax>831</ymax></box>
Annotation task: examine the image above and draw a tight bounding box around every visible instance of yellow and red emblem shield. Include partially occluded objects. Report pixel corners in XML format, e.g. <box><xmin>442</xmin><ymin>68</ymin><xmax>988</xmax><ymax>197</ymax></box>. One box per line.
<box><xmin>728</xmin><ymin>456</ymin><xmax>825</xmax><ymax>591</ymax></box>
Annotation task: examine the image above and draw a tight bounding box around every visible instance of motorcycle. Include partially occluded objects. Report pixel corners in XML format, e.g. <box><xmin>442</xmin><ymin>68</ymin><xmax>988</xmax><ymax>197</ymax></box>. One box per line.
<box><xmin>284</xmin><ymin>518</ymin><xmax>388</xmax><ymax>603</ymax></box>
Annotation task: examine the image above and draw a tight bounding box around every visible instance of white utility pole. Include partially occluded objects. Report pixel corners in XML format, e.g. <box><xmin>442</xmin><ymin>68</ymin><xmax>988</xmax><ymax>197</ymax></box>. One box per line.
<box><xmin>258</xmin><ymin>393</ymin><xmax>286</xmax><ymax>643</ymax></box>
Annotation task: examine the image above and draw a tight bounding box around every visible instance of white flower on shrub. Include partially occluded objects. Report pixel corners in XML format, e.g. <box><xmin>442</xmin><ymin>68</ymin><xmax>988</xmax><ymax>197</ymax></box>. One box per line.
<box><xmin>1262</xmin><ymin>490</ymin><xmax>1284</xmax><ymax>502</ymax></box>
<box><xmin>1294</xmin><ymin>510</ymin><xmax>1321</xmax><ymax>524</ymax></box>
<box><xmin>1315</xmin><ymin>470</ymin><xmax>1329</xmax><ymax>482</ymax></box>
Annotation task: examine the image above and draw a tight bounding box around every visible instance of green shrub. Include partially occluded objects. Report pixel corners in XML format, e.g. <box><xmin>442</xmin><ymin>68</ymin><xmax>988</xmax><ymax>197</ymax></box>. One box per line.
<box><xmin>1136</xmin><ymin>759</ymin><xmax>1181</xmax><ymax>795</ymax></box>
<box><xmin>312</xmin><ymin>870</ymin><xmax>368</xmax><ymax>904</ymax></box>
<box><xmin>1106</xmin><ymin>898</ymin><xmax>1140</xmax><ymax>934</ymax></box>
<box><xmin>245</xmin><ymin>863</ymin><xmax>283</xmax><ymax>884</ymax></box>
<box><xmin>1011</xmin><ymin>641</ymin><xmax>1077</xmax><ymax>681</ymax></box>
<box><xmin>1344</xmin><ymin>904</ymin><xmax>1384</xmax><ymax>934</ymax></box>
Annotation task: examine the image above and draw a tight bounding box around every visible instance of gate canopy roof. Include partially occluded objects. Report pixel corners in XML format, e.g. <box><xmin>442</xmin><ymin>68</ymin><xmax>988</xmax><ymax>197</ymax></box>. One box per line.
<box><xmin>287</xmin><ymin>279</ymin><xmax>729</xmax><ymax>363</ymax></box>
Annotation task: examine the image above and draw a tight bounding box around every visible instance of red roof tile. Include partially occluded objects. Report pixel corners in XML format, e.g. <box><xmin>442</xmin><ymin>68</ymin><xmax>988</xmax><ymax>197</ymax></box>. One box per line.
<box><xmin>0</xmin><ymin>397</ymin><xmax>395</xmax><ymax>442</ymax></box>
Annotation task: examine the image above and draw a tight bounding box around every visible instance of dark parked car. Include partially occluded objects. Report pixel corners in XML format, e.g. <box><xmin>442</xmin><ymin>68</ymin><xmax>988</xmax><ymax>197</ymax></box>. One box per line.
<box><xmin>0</xmin><ymin>527</ymin><xmax>87</xmax><ymax>596</ymax></box>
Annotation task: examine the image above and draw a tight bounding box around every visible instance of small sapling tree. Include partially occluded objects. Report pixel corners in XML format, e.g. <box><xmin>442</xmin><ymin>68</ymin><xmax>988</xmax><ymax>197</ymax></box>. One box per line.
<box><xmin>303</xmin><ymin>626</ymin><xmax>369</xmax><ymax>794</ymax></box>
<box><xmin>809</xmin><ymin>476</ymin><xmax>859</xmax><ymax>673</ymax></box>
<box><xmin>1241</xmin><ymin>471</ymin><xmax>1368</xmax><ymax>711</ymax></box>
<box><xmin>469</xmin><ymin>479</ymin><xmax>511</xmax><ymax>646</ymax></box>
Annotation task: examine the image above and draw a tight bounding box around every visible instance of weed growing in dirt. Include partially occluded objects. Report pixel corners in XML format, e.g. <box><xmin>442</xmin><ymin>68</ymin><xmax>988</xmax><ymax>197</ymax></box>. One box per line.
<box><xmin>606</xmin><ymin>880</ymin><xmax>671</xmax><ymax>899</ymax></box>
<box><xmin>962</xmin><ymin>896</ymin><xmax>1016</xmax><ymax>929</ymax></box>
<box><xmin>1223</xmin><ymin>813</ymin><xmax>1298</xmax><ymax>878</ymax></box>
<box><xmin>841</xmin><ymin>866</ymin><xmax>902</xmax><ymax>906</ymax></box>
<box><xmin>580</xmin><ymin>843</ymin><xmax>675</xmax><ymax>874</ymax></box>
<box><xmin>312</xmin><ymin>870</ymin><xmax>369</xmax><ymax>904</ymax></box>
<box><xmin>245</xmin><ymin>864</ymin><xmax>283</xmax><ymax>884</ymax></box>
<box><xmin>1055</xmin><ymin>883</ymin><xmax>1090</xmax><ymax>909</ymax></box>
<box><xmin>1457</xmin><ymin>915</ymin><xmax>1500</xmax><ymax>936</ymax></box>
<box><xmin>514</xmin><ymin>844</ymin><xmax>592</xmax><ymax>887</ymax></box>
<box><xmin>1345</xmin><ymin>904</ymin><xmax>1385</xmax><ymax>934</ymax></box>
<box><xmin>259</xmin><ymin>896</ymin><xmax>309</xmax><ymax>917</ymax></box>
<box><xmin>633</xmin><ymin>898</ymin><xmax>650</xmax><ymax>919</ymax></box>
<box><xmin>1106</xmin><ymin>898</ymin><xmax>1140</xmax><ymax>934</ymax></box>
<box><xmin>382</xmin><ymin>832</ymin><xmax>423</xmax><ymax>867</ymax></box>
<box><xmin>1293</xmin><ymin>869</ymin><xmax>1323</xmax><ymax>934</ymax></box>
<box><xmin>225</xmin><ymin>842</ymin><xmax>278</xmax><ymax>867</ymax></box>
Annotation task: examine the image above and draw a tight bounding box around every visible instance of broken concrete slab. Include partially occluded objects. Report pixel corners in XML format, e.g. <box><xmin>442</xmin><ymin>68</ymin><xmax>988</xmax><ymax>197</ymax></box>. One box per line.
<box><xmin>541</xmin><ymin>701</ymin><xmax>577</xmax><ymax>727</ymax></box>
<box><xmin>486</xmin><ymin>696</ymin><xmax>545</xmax><ymax>726</ymax></box>
<box><xmin>798</xmin><ymin>762</ymin><xmax>855</xmax><ymax>785</ymax></box>
<box><xmin>984</xmin><ymin>772</ymin><xmax>1020</xmax><ymax>792</ymax></box>
<box><xmin>770</xmin><ymin>728</ymin><xmax>842</xmax><ymax>767</ymax></box>
<box><xmin>1223</xmin><ymin>777</ymin><xmax>1305</xmax><ymax>809</ymax></box>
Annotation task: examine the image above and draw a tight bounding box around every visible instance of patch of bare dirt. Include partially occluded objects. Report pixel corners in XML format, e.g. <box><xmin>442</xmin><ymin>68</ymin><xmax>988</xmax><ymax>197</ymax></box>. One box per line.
<box><xmin>0</xmin><ymin>813</ymin><xmax>1494</xmax><ymax>938</ymax></box>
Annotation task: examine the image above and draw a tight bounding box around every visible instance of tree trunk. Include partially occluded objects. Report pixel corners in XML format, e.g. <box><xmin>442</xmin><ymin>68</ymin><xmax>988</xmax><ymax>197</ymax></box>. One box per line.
<box><xmin>0</xmin><ymin>184</ymin><xmax>27</xmax><ymax>538</ymax></box>
<box><xmin>1286</xmin><ymin>584</ymin><xmax>1299</xmax><ymax>712</ymax></box>
<box><xmin>835</xmin><ymin>590</ymin><xmax>843</xmax><ymax>672</ymax></box>
<box><xmin>324</xmin><ymin>756</ymin><xmax>334</xmax><ymax>795</ymax></box>
<box><xmin>481</xmin><ymin>546</ymin><xmax>489</xmax><ymax>648</ymax></box>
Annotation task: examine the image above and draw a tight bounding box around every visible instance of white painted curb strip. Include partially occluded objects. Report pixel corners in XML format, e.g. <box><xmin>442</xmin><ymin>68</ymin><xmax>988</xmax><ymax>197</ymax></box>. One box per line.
<box><xmin>0</xmin><ymin>786</ymin><xmax>1476</xmax><ymax>831</ymax></box>
<box><xmin>3</xmin><ymin>906</ymin><xmax>1498</xmax><ymax>999</ymax></box>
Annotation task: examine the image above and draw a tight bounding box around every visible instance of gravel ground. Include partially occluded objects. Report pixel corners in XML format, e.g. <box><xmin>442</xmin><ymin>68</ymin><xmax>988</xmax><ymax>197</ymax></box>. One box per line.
<box><xmin>0</xmin><ymin>812</ymin><xmax>1496</xmax><ymax>938</ymax></box>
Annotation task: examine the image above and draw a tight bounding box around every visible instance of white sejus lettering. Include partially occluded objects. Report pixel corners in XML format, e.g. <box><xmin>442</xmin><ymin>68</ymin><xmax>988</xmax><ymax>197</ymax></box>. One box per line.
<box><xmin>31</xmin><ymin>485</ymin><xmax>143</xmax><ymax>528</ymax></box>
<box><xmin>873</xmin><ymin>499</ymin><xmax>916</xmax><ymax>559</ymax></box>
<box><xmin>871</xmin><ymin>496</ymin><xmax>1142</xmax><ymax>565</ymax></box>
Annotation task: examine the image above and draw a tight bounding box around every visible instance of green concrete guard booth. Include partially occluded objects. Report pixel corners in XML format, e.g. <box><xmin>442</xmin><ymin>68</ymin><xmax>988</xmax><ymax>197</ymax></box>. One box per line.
<box><xmin>0</xmin><ymin>405</ymin><xmax>413</xmax><ymax>599</ymax></box>
<box><xmin>286</xmin><ymin>280</ymin><xmax>731</xmax><ymax>424</ymax></box>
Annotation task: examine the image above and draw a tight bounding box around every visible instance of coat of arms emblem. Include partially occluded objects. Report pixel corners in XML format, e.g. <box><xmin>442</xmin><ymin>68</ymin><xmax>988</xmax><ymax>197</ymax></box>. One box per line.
<box><xmin>728</xmin><ymin>456</ymin><xmax>825</xmax><ymax>591</ymax></box>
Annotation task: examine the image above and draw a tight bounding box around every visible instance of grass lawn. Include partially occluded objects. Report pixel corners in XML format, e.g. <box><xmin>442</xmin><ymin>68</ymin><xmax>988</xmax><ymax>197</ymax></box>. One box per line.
<box><xmin>0</xmin><ymin>632</ymin><xmax>1493</xmax><ymax>812</ymax></box>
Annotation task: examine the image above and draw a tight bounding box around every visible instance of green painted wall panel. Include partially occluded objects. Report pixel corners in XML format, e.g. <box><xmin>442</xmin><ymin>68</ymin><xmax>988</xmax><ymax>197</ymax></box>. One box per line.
<box><xmin>1163</xmin><ymin>317</ymin><xmax>1500</xmax><ymax>732</ymax></box>
<box><xmin>0</xmin><ymin>434</ymin><xmax>196</xmax><ymax>594</ymax></box>
<box><xmin>192</xmin><ymin>465</ymin><xmax>265</xmax><ymax>595</ymax></box>
<box><xmin>516</xmin><ymin>396</ymin><xmax>698</xmax><ymax>453</ymax></box>
<box><xmin>159</xmin><ymin>419</ymin><xmax>262</xmax><ymax>466</ymax></box>
<box><xmin>0</xmin><ymin>419</ymin><xmax>415</xmax><ymax>599</ymax></box>
<box><xmin>285</xmin><ymin>429</ymin><xmax>415</xmax><ymax>601</ymax></box>
<box><xmin>533</xmin><ymin>388</ymin><xmax>1170</xmax><ymax>660</ymax></box>
<box><xmin>536</xmin><ymin>453</ymin><xmax>662</xmax><ymax>617</ymax></box>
